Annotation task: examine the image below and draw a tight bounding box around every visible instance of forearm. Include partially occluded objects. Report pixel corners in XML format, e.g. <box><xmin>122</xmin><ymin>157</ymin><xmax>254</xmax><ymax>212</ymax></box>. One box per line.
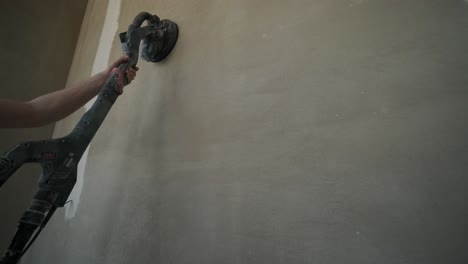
<box><xmin>26</xmin><ymin>72</ymin><xmax>107</xmax><ymax>127</ymax></box>
<box><xmin>0</xmin><ymin>56</ymin><xmax>135</xmax><ymax>128</ymax></box>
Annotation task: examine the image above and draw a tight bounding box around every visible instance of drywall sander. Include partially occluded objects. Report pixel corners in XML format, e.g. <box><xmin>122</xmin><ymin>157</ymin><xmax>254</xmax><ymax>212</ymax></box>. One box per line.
<box><xmin>0</xmin><ymin>12</ymin><xmax>178</xmax><ymax>264</ymax></box>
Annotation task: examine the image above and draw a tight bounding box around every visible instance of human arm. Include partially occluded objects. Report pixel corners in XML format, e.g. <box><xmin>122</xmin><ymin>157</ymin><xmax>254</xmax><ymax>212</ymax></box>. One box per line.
<box><xmin>0</xmin><ymin>56</ymin><xmax>138</xmax><ymax>128</ymax></box>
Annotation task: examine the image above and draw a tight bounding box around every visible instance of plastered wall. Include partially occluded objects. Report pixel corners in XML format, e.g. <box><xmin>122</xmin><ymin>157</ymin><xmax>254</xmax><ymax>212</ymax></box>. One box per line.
<box><xmin>17</xmin><ymin>0</ymin><xmax>468</xmax><ymax>263</ymax></box>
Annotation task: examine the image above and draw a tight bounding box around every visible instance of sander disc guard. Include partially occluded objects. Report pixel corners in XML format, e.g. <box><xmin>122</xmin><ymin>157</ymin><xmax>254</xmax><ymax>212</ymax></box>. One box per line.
<box><xmin>142</xmin><ymin>19</ymin><xmax>179</xmax><ymax>62</ymax></box>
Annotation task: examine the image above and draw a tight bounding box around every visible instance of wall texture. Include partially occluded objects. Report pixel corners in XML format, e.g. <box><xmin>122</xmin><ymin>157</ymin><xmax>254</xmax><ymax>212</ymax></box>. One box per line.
<box><xmin>15</xmin><ymin>0</ymin><xmax>468</xmax><ymax>263</ymax></box>
<box><xmin>0</xmin><ymin>0</ymin><xmax>88</xmax><ymax>252</ymax></box>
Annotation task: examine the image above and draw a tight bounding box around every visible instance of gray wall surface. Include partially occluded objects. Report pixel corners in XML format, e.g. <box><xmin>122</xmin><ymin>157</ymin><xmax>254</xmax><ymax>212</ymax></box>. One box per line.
<box><xmin>12</xmin><ymin>0</ymin><xmax>468</xmax><ymax>263</ymax></box>
<box><xmin>0</xmin><ymin>0</ymin><xmax>88</xmax><ymax>252</ymax></box>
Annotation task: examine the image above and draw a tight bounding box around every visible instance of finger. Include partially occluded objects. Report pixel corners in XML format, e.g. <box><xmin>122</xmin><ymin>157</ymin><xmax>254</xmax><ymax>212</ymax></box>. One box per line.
<box><xmin>126</xmin><ymin>72</ymin><xmax>135</xmax><ymax>81</ymax></box>
<box><xmin>109</xmin><ymin>55</ymin><xmax>129</xmax><ymax>70</ymax></box>
<box><xmin>128</xmin><ymin>71</ymin><xmax>137</xmax><ymax>78</ymax></box>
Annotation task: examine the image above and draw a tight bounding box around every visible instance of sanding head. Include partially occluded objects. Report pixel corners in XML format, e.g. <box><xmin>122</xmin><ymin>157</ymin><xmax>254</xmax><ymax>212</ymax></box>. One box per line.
<box><xmin>141</xmin><ymin>19</ymin><xmax>179</xmax><ymax>62</ymax></box>
<box><xmin>119</xmin><ymin>12</ymin><xmax>179</xmax><ymax>65</ymax></box>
